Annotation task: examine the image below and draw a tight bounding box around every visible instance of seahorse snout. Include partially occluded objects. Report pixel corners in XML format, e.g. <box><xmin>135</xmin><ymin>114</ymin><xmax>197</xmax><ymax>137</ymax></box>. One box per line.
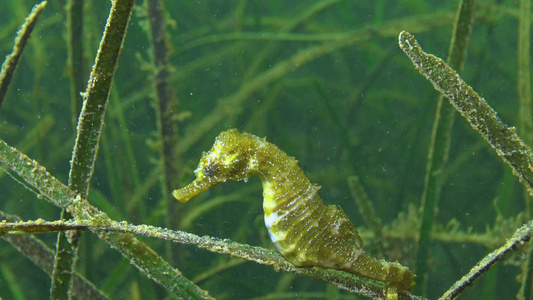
<box><xmin>172</xmin><ymin>167</ymin><xmax>221</xmax><ymax>203</ymax></box>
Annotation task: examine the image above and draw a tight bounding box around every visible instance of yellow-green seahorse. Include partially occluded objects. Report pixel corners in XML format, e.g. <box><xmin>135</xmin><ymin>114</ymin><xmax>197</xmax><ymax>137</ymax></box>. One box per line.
<box><xmin>173</xmin><ymin>129</ymin><xmax>415</xmax><ymax>291</ymax></box>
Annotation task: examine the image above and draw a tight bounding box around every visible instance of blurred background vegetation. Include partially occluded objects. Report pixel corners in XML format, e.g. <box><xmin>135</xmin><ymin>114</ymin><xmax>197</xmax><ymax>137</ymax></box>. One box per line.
<box><xmin>0</xmin><ymin>0</ymin><xmax>529</xmax><ymax>299</ymax></box>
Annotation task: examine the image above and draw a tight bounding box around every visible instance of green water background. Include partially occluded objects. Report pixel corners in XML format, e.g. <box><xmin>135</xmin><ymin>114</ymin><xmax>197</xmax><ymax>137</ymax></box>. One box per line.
<box><xmin>0</xmin><ymin>1</ymin><xmax>526</xmax><ymax>299</ymax></box>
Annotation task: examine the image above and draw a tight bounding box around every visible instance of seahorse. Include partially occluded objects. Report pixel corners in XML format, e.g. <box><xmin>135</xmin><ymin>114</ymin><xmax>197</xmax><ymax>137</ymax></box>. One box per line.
<box><xmin>173</xmin><ymin>129</ymin><xmax>415</xmax><ymax>291</ymax></box>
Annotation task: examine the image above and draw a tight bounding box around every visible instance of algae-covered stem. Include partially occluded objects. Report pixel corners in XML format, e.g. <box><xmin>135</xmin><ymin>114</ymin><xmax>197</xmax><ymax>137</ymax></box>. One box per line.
<box><xmin>0</xmin><ymin>211</ymin><xmax>109</xmax><ymax>300</ymax></box>
<box><xmin>0</xmin><ymin>136</ymin><xmax>212</xmax><ymax>299</ymax></box>
<box><xmin>414</xmin><ymin>0</ymin><xmax>477</xmax><ymax>293</ymax></box>
<box><xmin>0</xmin><ymin>215</ymin><xmax>424</xmax><ymax>300</ymax></box>
<box><xmin>439</xmin><ymin>220</ymin><xmax>533</xmax><ymax>299</ymax></box>
<box><xmin>398</xmin><ymin>31</ymin><xmax>533</xmax><ymax>195</ymax></box>
<box><xmin>0</xmin><ymin>1</ymin><xmax>47</xmax><ymax>109</ymax></box>
<box><xmin>53</xmin><ymin>0</ymin><xmax>138</xmax><ymax>298</ymax></box>
<box><xmin>0</xmin><ymin>2</ymin><xmax>211</xmax><ymax>294</ymax></box>
<box><xmin>69</xmin><ymin>0</ymin><xmax>134</xmax><ymax>197</ymax></box>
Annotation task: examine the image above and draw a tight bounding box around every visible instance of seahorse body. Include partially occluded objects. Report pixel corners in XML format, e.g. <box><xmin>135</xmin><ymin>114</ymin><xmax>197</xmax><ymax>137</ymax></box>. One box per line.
<box><xmin>173</xmin><ymin>129</ymin><xmax>415</xmax><ymax>291</ymax></box>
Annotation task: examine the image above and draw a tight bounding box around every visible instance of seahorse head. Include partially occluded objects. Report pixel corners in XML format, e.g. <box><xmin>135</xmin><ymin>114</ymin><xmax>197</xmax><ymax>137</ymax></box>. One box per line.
<box><xmin>173</xmin><ymin>129</ymin><xmax>262</xmax><ymax>203</ymax></box>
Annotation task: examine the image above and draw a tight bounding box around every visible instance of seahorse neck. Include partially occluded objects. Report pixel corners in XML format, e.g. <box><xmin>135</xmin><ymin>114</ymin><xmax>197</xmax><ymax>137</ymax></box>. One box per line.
<box><xmin>253</xmin><ymin>141</ymin><xmax>311</xmax><ymax>206</ymax></box>
<box><xmin>254</xmin><ymin>141</ymin><xmax>290</xmax><ymax>180</ymax></box>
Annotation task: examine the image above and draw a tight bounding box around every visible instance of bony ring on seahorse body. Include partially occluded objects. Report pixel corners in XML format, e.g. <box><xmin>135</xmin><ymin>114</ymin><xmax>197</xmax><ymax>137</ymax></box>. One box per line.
<box><xmin>173</xmin><ymin>129</ymin><xmax>415</xmax><ymax>292</ymax></box>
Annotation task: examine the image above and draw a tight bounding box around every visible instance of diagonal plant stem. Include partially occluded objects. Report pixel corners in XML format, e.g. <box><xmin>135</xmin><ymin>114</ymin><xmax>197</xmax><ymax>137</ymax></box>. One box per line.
<box><xmin>398</xmin><ymin>31</ymin><xmax>533</xmax><ymax>195</ymax></box>
<box><xmin>0</xmin><ymin>211</ymin><xmax>109</xmax><ymax>300</ymax></box>
<box><xmin>414</xmin><ymin>0</ymin><xmax>477</xmax><ymax>293</ymax></box>
<box><xmin>0</xmin><ymin>218</ymin><xmax>425</xmax><ymax>300</ymax></box>
<box><xmin>438</xmin><ymin>220</ymin><xmax>533</xmax><ymax>299</ymax></box>
<box><xmin>0</xmin><ymin>139</ymin><xmax>79</xmax><ymax>208</ymax></box>
<box><xmin>52</xmin><ymin>1</ymin><xmax>136</xmax><ymax>298</ymax></box>
<box><xmin>0</xmin><ymin>137</ymin><xmax>212</xmax><ymax>299</ymax></box>
<box><xmin>69</xmin><ymin>0</ymin><xmax>133</xmax><ymax>198</ymax></box>
<box><xmin>0</xmin><ymin>1</ymin><xmax>47</xmax><ymax>109</ymax></box>
<box><xmin>0</xmin><ymin>2</ymin><xmax>211</xmax><ymax>289</ymax></box>
<box><xmin>399</xmin><ymin>30</ymin><xmax>533</xmax><ymax>298</ymax></box>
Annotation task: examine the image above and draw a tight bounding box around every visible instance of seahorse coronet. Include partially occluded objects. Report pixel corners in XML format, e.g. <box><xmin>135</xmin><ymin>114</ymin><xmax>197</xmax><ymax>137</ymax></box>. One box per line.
<box><xmin>173</xmin><ymin>129</ymin><xmax>415</xmax><ymax>291</ymax></box>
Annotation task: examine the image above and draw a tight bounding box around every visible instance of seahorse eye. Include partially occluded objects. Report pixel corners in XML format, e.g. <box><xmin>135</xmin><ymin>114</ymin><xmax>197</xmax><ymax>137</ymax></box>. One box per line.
<box><xmin>203</xmin><ymin>165</ymin><xmax>217</xmax><ymax>176</ymax></box>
